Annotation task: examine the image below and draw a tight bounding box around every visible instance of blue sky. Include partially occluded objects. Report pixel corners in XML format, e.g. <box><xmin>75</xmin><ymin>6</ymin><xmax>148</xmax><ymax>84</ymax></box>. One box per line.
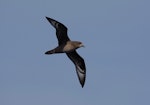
<box><xmin>0</xmin><ymin>0</ymin><xmax>150</xmax><ymax>105</ymax></box>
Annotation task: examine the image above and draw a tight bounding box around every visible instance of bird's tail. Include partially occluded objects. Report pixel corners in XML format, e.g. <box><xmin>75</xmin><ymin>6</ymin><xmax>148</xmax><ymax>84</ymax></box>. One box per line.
<box><xmin>45</xmin><ymin>49</ymin><xmax>55</xmax><ymax>54</ymax></box>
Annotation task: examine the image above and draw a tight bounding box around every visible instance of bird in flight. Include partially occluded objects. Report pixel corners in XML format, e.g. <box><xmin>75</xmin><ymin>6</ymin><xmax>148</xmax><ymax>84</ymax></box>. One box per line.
<box><xmin>45</xmin><ymin>17</ymin><xmax>86</xmax><ymax>87</ymax></box>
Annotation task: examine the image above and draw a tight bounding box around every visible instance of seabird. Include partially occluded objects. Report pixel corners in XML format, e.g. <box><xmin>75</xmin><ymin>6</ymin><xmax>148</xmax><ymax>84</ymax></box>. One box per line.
<box><xmin>45</xmin><ymin>17</ymin><xmax>86</xmax><ymax>87</ymax></box>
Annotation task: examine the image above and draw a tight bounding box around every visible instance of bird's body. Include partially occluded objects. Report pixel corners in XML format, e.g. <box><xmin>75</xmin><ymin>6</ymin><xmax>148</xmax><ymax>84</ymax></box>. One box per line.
<box><xmin>45</xmin><ymin>17</ymin><xmax>86</xmax><ymax>87</ymax></box>
<box><xmin>45</xmin><ymin>41</ymin><xmax>84</xmax><ymax>54</ymax></box>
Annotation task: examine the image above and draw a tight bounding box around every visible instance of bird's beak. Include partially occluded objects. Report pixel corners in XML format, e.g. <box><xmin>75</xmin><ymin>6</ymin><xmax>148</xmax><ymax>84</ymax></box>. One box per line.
<box><xmin>80</xmin><ymin>43</ymin><xmax>85</xmax><ymax>48</ymax></box>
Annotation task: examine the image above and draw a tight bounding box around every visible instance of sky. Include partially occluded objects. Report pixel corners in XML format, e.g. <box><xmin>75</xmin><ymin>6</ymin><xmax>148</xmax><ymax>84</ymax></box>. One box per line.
<box><xmin>0</xmin><ymin>0</ymin><xmax>150</xmax><ymax>105</ymax></box>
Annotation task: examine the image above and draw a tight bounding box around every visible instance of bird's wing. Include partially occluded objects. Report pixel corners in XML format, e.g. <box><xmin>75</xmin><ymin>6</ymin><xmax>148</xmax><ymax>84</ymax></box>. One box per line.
<box><xmin>46</xmin><ymin>17</ymin><xmax>70</xmax><ymax>45</ymax></box>
<box><xmin>66</xmin><ymin>51</ymin><xmax>86</xmax><ymax>87</ymax></box>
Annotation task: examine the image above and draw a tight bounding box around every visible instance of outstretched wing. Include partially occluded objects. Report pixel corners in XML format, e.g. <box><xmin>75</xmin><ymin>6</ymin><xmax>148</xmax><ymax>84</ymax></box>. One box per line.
<box><xmin>66</xmin><ymin>51</ymin><xmax>86</xmax><ymax>87</ymax></box>
<box><xmin>46</xmin><ymin>17</ymin><xmax>70</xmax><ymax>45</ymax></box>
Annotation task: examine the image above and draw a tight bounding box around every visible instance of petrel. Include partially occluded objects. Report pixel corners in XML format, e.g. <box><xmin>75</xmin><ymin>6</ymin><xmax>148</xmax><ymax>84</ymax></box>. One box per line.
<box><xmin>45</xmin><ymin>17</ymin><xmax>86</xmax><ymax>87</ymax></box>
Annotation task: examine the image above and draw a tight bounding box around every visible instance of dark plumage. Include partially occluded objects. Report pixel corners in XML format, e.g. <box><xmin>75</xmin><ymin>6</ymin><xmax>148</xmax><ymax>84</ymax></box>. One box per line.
<box><xmin>45</xmin><ymin>17</ymin><xmax>86</xmax><ymax>87</ymax></box>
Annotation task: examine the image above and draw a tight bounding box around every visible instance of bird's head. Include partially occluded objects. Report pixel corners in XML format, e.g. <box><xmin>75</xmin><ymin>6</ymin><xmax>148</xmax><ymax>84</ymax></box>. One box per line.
<box><xmin>79</xmin><ymin>42</ymin><xmax>85</xmax><ymax>48</ymax></box>
<box><xmin>73</xmin><ymin>41</ymin><xmax>85</xmax><ymax>48</ymax></box>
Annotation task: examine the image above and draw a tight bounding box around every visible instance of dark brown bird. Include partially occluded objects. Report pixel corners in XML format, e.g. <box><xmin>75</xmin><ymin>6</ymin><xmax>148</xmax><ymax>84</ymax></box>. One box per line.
<box><xmin>45</xmin><ymin>17</ymin><xmax>86</xmax><ymax>87</ymax></box>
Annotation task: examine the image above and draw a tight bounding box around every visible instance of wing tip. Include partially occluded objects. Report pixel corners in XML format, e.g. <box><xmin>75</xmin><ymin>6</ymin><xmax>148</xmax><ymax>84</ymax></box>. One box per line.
<box><xmin>77</xmin><ymin>70</ymin><xmax>85</xmax><ymax>88</ymax></box>
<box><xmin>76</xmin><ymin>65</ymin><xmax>86</xmax><ymax>88</ymax></box>
<box><xmin>45</xmin><ymin>16</ymin><xmax>52</xmax><ymax>21</ymax></box>
<box><xmin>81</xmin><ymin>81</ymin><xmax>85</xmax><ymax>88</ymax></box>
<box><xmin>80</xmin><ymin>76</ymin><xmax>85</xmax><ymax>88</ymax></box>
<box><xmin>45</xmin><ymin>16</ymin><xmax>49</xmax><ymax>20</ymax></box>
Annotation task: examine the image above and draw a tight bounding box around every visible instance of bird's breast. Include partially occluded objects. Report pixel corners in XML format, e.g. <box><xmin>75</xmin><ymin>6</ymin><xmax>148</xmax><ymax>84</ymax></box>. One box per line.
<box><xmin>63</xmin><ymin>44</ymin><xmax>76</xmax><ymax>52</ymax></box>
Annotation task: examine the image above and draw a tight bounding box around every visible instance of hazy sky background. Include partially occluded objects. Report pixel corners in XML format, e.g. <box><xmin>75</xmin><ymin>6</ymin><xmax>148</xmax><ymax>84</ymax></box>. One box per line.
<box><xmin>0</xmin><ymin>0</ymin><xmax>150</xmax><ymax>105</ymax></box>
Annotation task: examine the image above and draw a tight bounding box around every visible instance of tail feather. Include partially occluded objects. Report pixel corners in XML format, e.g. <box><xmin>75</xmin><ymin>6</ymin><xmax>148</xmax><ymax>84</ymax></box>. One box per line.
<box><xmin>45</xmin><ymin>49</ymin><xmax>55</xmax><ymax>54</ymax></box>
